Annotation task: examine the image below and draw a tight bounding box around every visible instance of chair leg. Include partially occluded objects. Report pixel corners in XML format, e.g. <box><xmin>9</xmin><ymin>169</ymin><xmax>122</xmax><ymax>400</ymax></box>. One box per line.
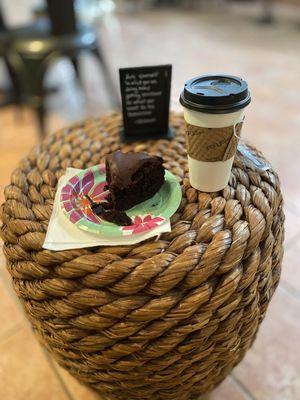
<box><xmin>70</xmin><ymin>57</ymin><xmax>81</xmax><ymax>83</ymax></box>
<box><xmin>7</xmin><ymin>51</ymin><xmax>51</xmax><ymax>138</ymax></box>
<box><xmin>24</xmin><ymin>58</ymin><xmax>48</xmax><ymax>138</ymax></box>
<box><xmin>92</xmin><ymin>46</ymin><xmax>120</xmax><ymax>109</ymax></box>
<box><xmin>259</xmin><ymin>0</ymin><xmax>275</xmax><ymax>24</ymax></box>
<box><xmin>5</xmin><ymin>59</ymin><xmax>21</xmax><ymax>104</ymax></box>
<box><xmin>35</xmin><ymin>101</ymin><xmax>46</xmax><ymax>139</ymax></box>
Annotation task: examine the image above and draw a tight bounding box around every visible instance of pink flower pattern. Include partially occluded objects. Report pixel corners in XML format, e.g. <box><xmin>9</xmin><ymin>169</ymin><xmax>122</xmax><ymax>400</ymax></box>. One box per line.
<box><xmin>61</xmin><ymin>168</ymin><xmax>108</xmax><ymax>224</ymax></box>
<box><xmin>121</xmin><ymin>215</ymin><xmax>165</xmax><ymax>235</ymax></box>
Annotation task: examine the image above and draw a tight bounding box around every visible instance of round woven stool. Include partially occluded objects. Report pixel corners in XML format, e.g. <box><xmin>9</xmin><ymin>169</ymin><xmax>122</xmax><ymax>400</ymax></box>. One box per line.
<box><xmin>0</xmin><ymin>112</ymin><xmax>284</xmax><ymax>400</ymax></box>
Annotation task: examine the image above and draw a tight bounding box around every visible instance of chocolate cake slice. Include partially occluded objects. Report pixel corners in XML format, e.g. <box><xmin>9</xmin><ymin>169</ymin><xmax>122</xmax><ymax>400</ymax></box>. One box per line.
<box><xmin>105</xmin><ymin>151</ymin><xmax>165</xmax><ymax>211</ymax></box>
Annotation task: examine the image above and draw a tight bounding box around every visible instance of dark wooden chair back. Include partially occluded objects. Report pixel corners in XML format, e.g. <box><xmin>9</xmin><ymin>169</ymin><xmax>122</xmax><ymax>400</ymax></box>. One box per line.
<box><xmin>46</xmin><ymin>0</ymin><xmax>77</xmax><ymax>36</ymax></box>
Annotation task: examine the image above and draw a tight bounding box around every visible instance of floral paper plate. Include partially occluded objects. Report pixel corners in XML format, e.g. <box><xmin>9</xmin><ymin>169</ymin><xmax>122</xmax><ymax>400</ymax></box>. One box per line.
<box><xmin>60</xmin><ymin>164</ymin><xmax>182</xmax><ymax>237</ymax></box>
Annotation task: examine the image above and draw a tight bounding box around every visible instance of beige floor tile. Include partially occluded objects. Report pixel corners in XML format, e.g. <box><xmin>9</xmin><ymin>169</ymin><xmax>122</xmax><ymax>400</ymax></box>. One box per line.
<box><xmin>283</xmin><ymin>207</ymin><xmax>300</xmax><ymax>246</ymax></box>
<box><xmin>209</xmin><ymin>376</ymin><xmax>249</xmax><ymax>400</ymax></box>
<box><xmin>0</xmin><ymin>246</ymin><xmax>20</xmax><ymax>300</ymax></box>
<box><xmin>233</xmin><ymin>287</ymin><xmax>300</xmax><ymax>400</ymax></box>
<box><xmin>0</xmin><ymin>325</ymin><xmax>69</xmax><ymax>400</ymax></box>
<box><xmin>0</xmin><ymin>246</ymin><xmax>13</xmax><ymax>286</ymax></box>
<box><xmin>281</xmin><ymin>179</ymin><xmax>300</xmax><ymax>221</ymax></box>
<box><xmin>53</xmin><ymin>362</ymin><xmax>103</xmax><ymax>400</ymax></box>
<box><xmin>281</xmin><ymin>238</ymin><xmax>300</xmax><ymax>295</ymax></box>
<box><xmin>285</xmin><ymin>196</ymin><xmax>300</xmax><ymax>219</ymax></box>
<box><xmin>0</xmin><ymin>244</ymin><xmax>25</xmax><ymax>336</ymax></box>
<box><xmin>0</xmin><ymin>276</ymin><xmax>23</xmax><ymax>340</ymax></box>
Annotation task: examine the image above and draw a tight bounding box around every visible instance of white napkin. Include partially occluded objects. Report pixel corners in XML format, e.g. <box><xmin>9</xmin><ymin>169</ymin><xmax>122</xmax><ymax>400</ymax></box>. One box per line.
<box><xmin>43</xmin><ymin>168</ymin><xmax>171</xmax><ymax>251</ymax></box>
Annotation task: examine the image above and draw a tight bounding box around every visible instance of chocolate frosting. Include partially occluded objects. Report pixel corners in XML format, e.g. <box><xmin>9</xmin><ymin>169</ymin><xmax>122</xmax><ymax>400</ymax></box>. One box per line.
<box><xmin>106</xmin><ymin>151</ymin><xmax>163</xmax><ymax>189</ymax></box>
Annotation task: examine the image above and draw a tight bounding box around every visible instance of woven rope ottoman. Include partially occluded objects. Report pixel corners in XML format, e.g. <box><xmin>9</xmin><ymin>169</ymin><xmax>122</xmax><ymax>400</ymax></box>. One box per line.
<box><xmin>0</xmin><ymin>112</ymin><xmax>284</xmax><ymax>400</ymax></box>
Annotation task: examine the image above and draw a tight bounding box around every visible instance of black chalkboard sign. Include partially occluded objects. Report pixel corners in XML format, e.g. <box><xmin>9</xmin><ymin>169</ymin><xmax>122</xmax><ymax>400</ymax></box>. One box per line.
<box><xmin>119</xmin><ymin>64</ymin><xmax>173</xmax><ymax>141</ymax></box>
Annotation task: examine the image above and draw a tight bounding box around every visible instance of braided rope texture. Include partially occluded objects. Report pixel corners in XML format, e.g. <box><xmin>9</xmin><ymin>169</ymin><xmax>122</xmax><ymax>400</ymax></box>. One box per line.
<box><xmin>0</xmin><ymin>113</ymin><xmax>284</xmax><ymax>400</ymax></box>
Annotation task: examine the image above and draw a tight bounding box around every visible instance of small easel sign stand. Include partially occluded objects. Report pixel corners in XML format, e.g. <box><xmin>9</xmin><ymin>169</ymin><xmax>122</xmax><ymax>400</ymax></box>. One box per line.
<box><xmin>119</xmin><ymin>64</ymin><xmax>174</xmax><ymax>142</ymax></box>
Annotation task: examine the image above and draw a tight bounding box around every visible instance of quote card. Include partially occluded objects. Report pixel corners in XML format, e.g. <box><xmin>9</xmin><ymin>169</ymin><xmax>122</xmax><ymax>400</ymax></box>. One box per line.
<box><xmin>119</xmin><ymin>65</ymin><xmax>172</xmax><ymax>141</ymax></box>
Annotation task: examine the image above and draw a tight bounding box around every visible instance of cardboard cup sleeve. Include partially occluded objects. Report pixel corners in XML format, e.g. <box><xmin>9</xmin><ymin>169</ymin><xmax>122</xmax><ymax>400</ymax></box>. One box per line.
<box><xmin>185</xmin><ymin>121</ymin><xmax>243</xmax><ymax>162</ymax></box>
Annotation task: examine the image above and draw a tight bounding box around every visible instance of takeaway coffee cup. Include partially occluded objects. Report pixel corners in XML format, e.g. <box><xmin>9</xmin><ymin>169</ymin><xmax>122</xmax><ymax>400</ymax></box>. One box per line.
<box><xmin>180</xmin><ymin>74</ymin><xmax>251</xmax><ymax>192</ymax></box>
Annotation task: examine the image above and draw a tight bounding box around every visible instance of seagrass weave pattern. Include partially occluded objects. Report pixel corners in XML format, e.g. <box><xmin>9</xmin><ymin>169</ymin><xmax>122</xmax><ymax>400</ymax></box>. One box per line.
<box><xmin>0</xmin><ymin>112</ymin><xmax>284</xmax><ymax>400</ymax></box>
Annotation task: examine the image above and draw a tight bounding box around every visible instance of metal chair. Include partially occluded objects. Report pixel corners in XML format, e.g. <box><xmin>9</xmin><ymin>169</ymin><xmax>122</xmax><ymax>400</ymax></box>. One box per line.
<box><xmin>1</xmin><ymin>0</ymin><xmax>119</xmax><ymax>137</ymax></box>
<box><xmin>0</xmin><ymin>4</ymin><xmax>22</xmax><ymax>107</ymax></box>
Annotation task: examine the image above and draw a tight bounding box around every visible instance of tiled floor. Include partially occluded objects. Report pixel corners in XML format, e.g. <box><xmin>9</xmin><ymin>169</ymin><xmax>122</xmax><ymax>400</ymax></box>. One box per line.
<box><xmin>1</xmin><ymin>2</ymin><xmax>300</xmax><ymax>400</ymax></box>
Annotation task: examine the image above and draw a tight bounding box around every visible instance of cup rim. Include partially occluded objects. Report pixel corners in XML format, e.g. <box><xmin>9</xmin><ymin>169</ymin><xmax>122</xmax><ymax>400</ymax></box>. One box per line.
<box><xmin>180</xmin><ymin>91</ymin><xmax>251</xmax><ymax>114</ymax></box>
